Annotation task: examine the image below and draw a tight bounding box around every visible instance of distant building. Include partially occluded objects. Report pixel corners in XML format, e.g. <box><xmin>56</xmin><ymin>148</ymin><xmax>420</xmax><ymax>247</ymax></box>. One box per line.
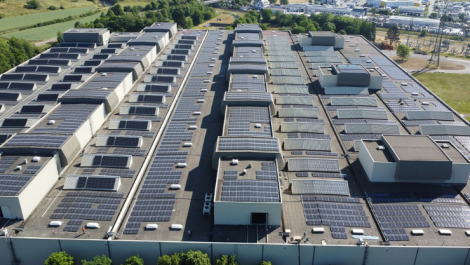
<box><xmin>397</xmin><ymin>5</ymin><xmax>424</xmax><ymax>16</ymax></box>
<box><xmin>254</xmin><ymin>0</ymin><xmax>270</xmax><ymax>10</ymax></box>
<box><xmin>367</xmin><ymin>0</ymin><xmax>421</xmax><ymax>8</ymax></box>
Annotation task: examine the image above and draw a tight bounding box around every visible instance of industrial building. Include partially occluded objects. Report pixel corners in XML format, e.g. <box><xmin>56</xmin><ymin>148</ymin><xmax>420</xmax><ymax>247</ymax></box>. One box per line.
<box><xmin>2</xmin><ymin>23</ymin><xmax>470</xmax><ymax>265</ymax></box>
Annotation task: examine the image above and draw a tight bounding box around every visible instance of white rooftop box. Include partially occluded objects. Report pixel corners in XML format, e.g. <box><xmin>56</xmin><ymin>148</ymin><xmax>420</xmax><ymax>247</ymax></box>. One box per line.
<box><xmin>312</xmin><ymin>227</ymin><xmax>324</xmax><ymax>233</ymax></box>
<box><xmin>411</xmin><ymin>230</ymin><xmax>424</xmax><ymax>235</ymax></box>
<box><xmin>422</xmin><ymin>101</ymin><xmax>430</xmax><ymax>105</ymax></box>
<box><xmin>170</xmin><ymin>184</ymin><xmax>181</xmax><ymax>190</ymax></box>
<box><xmin>197</xmin><ymin>99</ymin><xmax>205</xmax><ymax>103</ymax></box>
<box><xmin>465</xmin><ymin>231</ymin><xmax>470</xmax><ymax>236</ymax></box>
<box><xmin>170</xmin><ymin>224</ymin><xmax>183</xmax><ymax>230</ymax></box>
<box><xmin>189</xmin><ymin>125</ymin><xmax>197</xmax><ymax>130</ymax></box>
<box><xmin>411</xmin><ymin>92</ymin><xmax>419</xmax><ymax>96</ymax></box>
<box><xmin>200</xmin><ymin>89</ymin><xmax>208</xmax><ymax>92</ymax></box>
<box><xmin>146</xmin><ymin>224</ymin><xmax>158</xmax><ymax>230</ymax></box>
<box><xmin>231</xmin><ymin>159</ymin><xmax>239</xmax><ymax>165</ymax></box>
<box><xmin>176</xmin><ymin>162</ymin><xmax>187</xmax><ymax>168</ymax></box>
<box><xmin>86</xmin><ymin>222</ymin><xmax>100</xmax><ymax>229</ymax></box>
<box><xmin>439</xmin><ymin>229</ymin><xmax>452</xmax><ymax>235</ymax></box>
<box><xmin>193</xmin><ymin>111</ymin><xmax>201</xmax><ymax>115</ymax></box>
<box><xmin>183</xmin><ymin>142</ymin><xmax>193</xmax><ymax>147</ymax></box>
<box><xmin>49</xmin><ymin>221</ymin><xmax>63</xmax><ymax>227</ymax></box>
<box><xmin>351</xmin><ymin>229</ymin><xmax>364</xmax><ymax>235</ymax></box>
<box><xmin>32</xmin><ymin>156</ymin><xmax>41</xmax><ymax>162</ymax></box>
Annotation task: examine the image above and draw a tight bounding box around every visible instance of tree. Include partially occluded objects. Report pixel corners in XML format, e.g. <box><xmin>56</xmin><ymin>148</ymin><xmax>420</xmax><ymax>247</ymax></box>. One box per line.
<box><xmin>44</xmin><ymin>251</ymin><xmax>75</xmax><ymax>265</ymax></box>
<box><xmin>191</xmin><ymin>9</ymin><xmax>204</xmax><ymax>26</ymax></box>
<box><xmin>111</xmin><ymin>4</ymin><xmax>124</xmax><ymax>16</ymax></box>
<box><xmin>429</xmin><ymin>12</ymin><xmax>438</xmax><ymax>19</ymax></box>
<box><xmin>158</xmin><ymin>250</ymin><xmax>210</xmax><ymax>265</ymax></box>
<box><xmin>385</xmin><ymin>25</ymin><xmax>400</xmax><ymax>45</ymax></box>
<box><xmin>57</xmin><ymin>32</ymin><xmax>63</xmax><ymax>43</ymax></box>
<box><xmin>25</xmin><ymin>0</ymin><xmax>40</xmax><ymax>9</ymax></box>
<box><xmin>321</xmin><ymin>22</ymin><xmax>336</xmax><ymax>32</ymax></box>
<box><xmin>215</xmin><ymin>255</ymin><xmax>238</xmax><ymax>265</ymax></box>
<box><xmin>261</xmin><ymin>9</ymin><xmax>273</xmax><ymax>23</ymax></box>
<box><xmin>172</xmin><ymin>8</ymin><xmax>186</xmax><ymax>28</ymax></box>
<box><xmin>269</xmin><ymin>0</ymin><xmax>277</xmax><ymax>3</ymax></box>
<box><xmin>125</xmin><ymin>255</ymin><xmax>144</xmax><ymax>265</ymax></box>
<box><xmin>81</xmin><ymin>255</ymin><xmax>112</xmax><ymax>265</ymax></box>
<box><xmin>396</xmin><ymin>44</ymin><xmax>410</xmax><ymax>60</ymax></box>
<box><xmin>378</xmin><ymin>9</ymin><xmax>391</xmax><ymax>16</ymax></box>
<box><xmin>370</xmin><ymin>8</ymin><xmax>377</xmax><ymax>17</ymax></box>
<box><xmin>280</xmin><ymin>0</ymin><xmax>289</xmax><ymax>5</ymax></box>
<box><xmin>259</xmin><ymin>262</ymin><xmax>272</xmax><ymax>265</ymax></box>
<box><xmin>419</xmin><ymin>29</ymin><xmax>427</xmax><ymax>37</ymax></box>
<box><xmin>459</xmin><ymin>13</ymin><xmax>466</xmax><ymax>22</ymax></box>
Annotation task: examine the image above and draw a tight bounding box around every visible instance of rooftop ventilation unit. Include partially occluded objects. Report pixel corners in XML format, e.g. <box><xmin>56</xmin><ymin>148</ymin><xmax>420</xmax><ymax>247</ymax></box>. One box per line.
<box><xmin>401</xmin><ymin>83</ymin><xmax>408</xmax><ymax>86</ymax></box>
<box><xmin>170</xmin><ymin>224</ymin><xmax>183</xmax><ymax>230</ymax></box>
<box><xmin>355</xmin><ymin>49</ymin><xmax>360</xmax><ymax>52</ymax></box>
<box><xmin>253</xmin><ymin>75</ymin><xmax>258</xmax><ymax>79</ymax></box>
<box><xmin>49</xmin><ymin>221</ymin><xmax>63</xmax><ymax>227</ymax></box>
<box><xmin>411</xmin><ymin>92</ymin><xmax>419</xmax><ymax>96</ymax></box>
<box><xmin>203</xmin><ymin>80</ymin><xmax>210</xmax><ymax>83</ymax></box>
<box><xmin>197</xmin><ymin>99</ymin><xmax>205</xmax><ymax>103</ymax></box>
<box><xmin>183</xmin><ymin>142</ymin><xmax>192</xmax><ymax>147</ymax></box>
<box><xmin>146</xmin><ymin>224</ymin><xmax>158</xmax><ymax>230</ymax></box>
<box><xmin>101</xmin><ymin>73</ymin><xmax>107</xmax><ymax>76</ymax></box>
<box><xmin>48</xmin><ymin>120</ymin><xmax>55</xmax><ymax>125</ymax></box>
<box><xmin>193</xmin><ymin>111</ymin><xmax>201</xmax><ymax>115</ymax></box>
<box><xmin>439</xmin><ymin>229</ymin><xmax>452</xmax><ymax>235</ymax></box>
<box><xmin>255</xmin><ymin>124</ymin><xmax>262</xmax><ymax>128</ymax></box>
<box><xmin>15</xmin><ymin>166</ymin><xmax>22</xmax><ymax>171</ymax></box>
<box><xmin>442</xmin><ymin>143</ymin><xmax>450</xmax><ymax>148</ymax></box>
<box><xmin>200</xmin><ymin>89</ymin><xmax>207</xmax><ymax>92</ymax></box>
<box><xmin>170</xmin><ymin>184</ymin><xmax>181</xmax><ymax>190</ymax></box>
<box><xmin>176</xmin><ymin>162</ymin><xmax>187</xmax><ymax>168</ymax></box>
<box><xmin>422</xmin><ymin>101</ymin><xmax>430</xmax><ymax>105</ymax></box>
<box><xmin>352</xmin><ymin>229</ymin><xmax>364</xmax><ymax>235</ymax></box>
<box><xmin>312</xmin><ymin>227</ymin><xmax>324</xmax><ymax>233</ymax></box>
<box><xmin>360</xmin><ymin>54</ymin><xmax>366</xmax><ymax>57</ymax></box>
<box><xmin>32</xmin><ymin>156</ymin><xmax>41</xmax><ymax>162</ymax></box>
<box><xmin>86</xmin><ymin>223</ymin><xmax>100</xmax><ymax>229</ymax></box>
<box><xmin>377</xmin><ymin>146</ymin><xmax>385</xmax><ymax>150</ymax></box>
<box><xmin>231</xmin><ymin>159</ymin><xmax>239</xmax><ymax>165</ymax></box>
<box><xmin>189</xmin><ymin>125</ymin><xmax>197</xmax><ymax>130</ymax></box>
<box><xmin>411</xmin><ymin>230</ymin><xmax>424</xmax><ymax>235</ymax></box>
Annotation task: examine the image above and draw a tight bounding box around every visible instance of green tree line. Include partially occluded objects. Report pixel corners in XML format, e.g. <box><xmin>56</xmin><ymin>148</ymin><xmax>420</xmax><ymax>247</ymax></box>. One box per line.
<box><xmin>76</xmin><ymin>0</ymin><xmax>217</xmax><ymax>31</ymax></box>
<box><xmin>0</xmin><ymin>37</ymin><xmax>40</xmax><ymax>74</ymax></box>
<box><xmin>234</xmin><ymin>10</ymin><xmax>376</xmax><ymax>41</ymax></box>
<box><xmin>44</xmin><ymin>250</ymin><xmax>273</xmax><ymax>265</ymax></box>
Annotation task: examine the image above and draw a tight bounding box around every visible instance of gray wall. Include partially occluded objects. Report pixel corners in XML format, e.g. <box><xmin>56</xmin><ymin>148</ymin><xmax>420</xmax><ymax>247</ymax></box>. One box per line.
<box><xmin>2</xmin><ymin>237</ymin><xmax>470</xmax><ymax>265</ymax></box>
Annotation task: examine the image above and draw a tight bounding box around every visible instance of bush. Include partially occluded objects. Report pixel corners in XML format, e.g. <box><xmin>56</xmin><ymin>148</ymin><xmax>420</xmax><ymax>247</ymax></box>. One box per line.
<box><xmin>48</xmin><ymin>6</ymin><xmax>57</xmax><ymax>10</ymax></box>
<box><xmin>0</xmin><ymin>14</ymin><xmax>4</xmax><ymax>19</ymax></box>
<box><xmin>82</xmin><ymin>255</ymin><xmax>112</xmax><ymax>265</ymax></box>
<box><xmin>25</xmin><ymin>0</ymin><xmax>40</xmax><ymax>9</ymax></box>
<box><xmin>158</xmin><ymin>250</ymin><xmax>210</xmax><ymax>265</ymax></box>
<box><xmin>44</xmin><ymin>251</ymin><xmax>75</xmax><ymax>265</ymax></box>
<box><xmin>125</xmin><ymin>254</ymin><xmax>144</xmax><ymax>265</ymax></box>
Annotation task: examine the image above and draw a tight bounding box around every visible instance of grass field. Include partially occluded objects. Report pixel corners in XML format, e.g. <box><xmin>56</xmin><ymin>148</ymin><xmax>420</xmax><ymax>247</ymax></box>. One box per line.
<box><xmin>119</xmin><ymin>0</ymin><xmax>153</xmax><ymax>7</ymax></box>
<box><xmin>193</xmin><ymin>9</ymin><xmax>246</xmax><ymax>29</ymax></box>
<box><xmin>2</xmin><ymin>12</ymin><xmax>103</xmax><ymax>41</ymax></box>
<box><xmin>0</xmin><ymin>6</ymin><xmax>96</xmax><ymax>33</ymax></box>
<box><xmin>415</xmin><ymin>73</ymin><xmax>470</xmax><ymax>114</ymax></box>
<box><xmin>0</xmin><ymin>0</ymin><xmax>96</xmax><ymax>18</ymax></box>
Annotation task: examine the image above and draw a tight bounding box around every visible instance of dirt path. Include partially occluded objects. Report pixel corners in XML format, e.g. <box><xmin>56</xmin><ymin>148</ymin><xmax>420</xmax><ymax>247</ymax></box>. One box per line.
<box><xmin>34</xmin><ymin>37</ymin><xmax>57</xmax><ymax>47</ymax></box>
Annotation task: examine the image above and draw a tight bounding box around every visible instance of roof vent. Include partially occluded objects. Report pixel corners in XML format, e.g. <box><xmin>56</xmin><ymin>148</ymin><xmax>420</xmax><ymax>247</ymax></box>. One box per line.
<box><xmin>252</xmin><ymin>50</ymin><xmax>257</xmax><ymax>53</ymax></box>
<box><xmin>102</xmin><ymin>87</ymin><xmax>108</xmax><ymax>90</ymax></box>
<box><xmin>253</xmin><ymin>75</ymin><xmax>258</xmax><ymax>79</ymax></box>
<box><xmin>465</xmin><ymin>231</ymin><xmax>470</xmax><ymax>236</ymax></box>
<box><xmin>366</xmin><ymin>60</ymin><xmax>372</xmax><ymax>63</ymax></box>
<box><xmin>360</xmin><ymin>54</ymin><xmax>366</xmax><ymax>57</ymax></box>
<box><xmin>231</xmin><ymin>159</ymin><xmax>239</xmax><ymax>165</ymax></box>
<box><xmin>101</xmin><ymin>73</ymin><xmax>107</xmax><ymax>76</ymax></box>
<box><xmin>411</xmin><ymin>92</ymin><xmax>419</xmax><ymax>96</ymax></box>
<box><xmin>193</xmin><ymin>111</ymin><xmax>201</xmax><ymax>115</ymax></box>
<box><xmin>15</xmin><ymin>166</ymin><xmax>21</xmax><ymax>171</ymax></box>
<box><xmin>211</xmin><ymin>58</ymin><xmax>216</xmax><ymax>61</ymax></box>
<box><xmin>439</xmin><ymin>229</ymin><xmax>452</xmax><ymax>235</ymax></box>
<box><xmin>411</xmin><ymin>230</ymin><xmax>424</xmax><ymax>235</ymax></box>
<box><xmin>401</xmin><ymin>83</ymin><xmax>408</xmax><ymax>86</ymax></box>
<box><xmin>345</xmin><ymin>40</ymin><xmax>350</xmax><ymax>42</ymax></box>
<box><xmin>203</xmin><ymin>80</ymin><xmax>210</xmax><ymax>83</ymax></box>
<box><xmin>23</xmin><ymin>159</ymin><xmax>28</xmax><ymax>164</ymax></box>
<box><xmin>377</xmin><ymin>146</ymin><xmax>385</xmax><ymax>150</ymax></box>
<box><xmin>312</xmin><ymin>227</ymin><xmax>324</xmax><ymax>233</ymax></box>
<box><xmin>48</xmin><ymin>120</ymin><xmax>55</xmax><ymax>125</ymax></box>
<box><xmin>197</xmin><ymin>99</ymin><xmax>205</xmax><ymax>103</ymax></box>
<box><xmin>170</xmin><ymin>224</ymin><xmax>183</xmax><ymax>230</ymax></box>
<box><xmin>154</xmin><ymin>36</ymin><xmax>159</xmax><ymax>39</ymax></box>
<box><xmin>170</xmin><ymin>184</ymin><xmax>181</xmax><ymax>190</ymax></box>
<box><xmin>352</xmin><ymin>229</ymin><xmax>364</xmax><ymax>235</ymax></box>
<box><xmin>255</xmin><ymin>123</ymin><xmax>262</xmax><ymax>128</ymax></box>
<box><xmin>32</xmin><ymin>156</ymin><xmax>41</xmax><ymax>162</ymax></box>
<box><xmin>130</xmin><ymin>47</ymin><xmax>135</xmax><ymax>50</ymax></box>
<box><xmin>355</xmin><ymin>49</ymin><xmax>360</xmax><ymax>52</ymax></box>
<box><xmin>146</xmin><ymin>223</ymin><xmax>158</xmax><ymax>230</ymax></box>
<box><xmin>86</xmin><ymin>223</ymin><xmax>100</xmax><ymax>229</ymax></box>
<box><xmin>188</xmin><ymin>125</ymin><xmax>197</xmax><ymax>130</ymax></box>
<box><xmin>49</xmin><ymin>221</ymin><xmax>63</xmax><ymax>227</ymax></box>
<box><xmin>176</xmin><ymin>162</ymin><xmax>187</xmax><ymax>168</ymax></box>
<box><xmin>369</xmin><ymin>69</ymin><xmax>375</xmax><ymax>72</ymax></box>
<box><xmin>442</xmin><ymin>143</ymin><xmax>450</xmax><ymax>148</ymax></box>
<box><xmin>200</xmin><ymin>89</ymin><xmax>207</xmax><ymax>92</ymax></box>
<box><xmin>422</xmin><ymin>101</ymin><xmax>430</xmax><ymax>105</ymax></box>
<box><xmin>157</xmin><ymin>24</ymin><xmax>161</xmax><ymax>26</ymax></box>
<box><xmin>183</xmin><ymin>142</ymin><xmax>193</xmax><ymax>147</ymax></box>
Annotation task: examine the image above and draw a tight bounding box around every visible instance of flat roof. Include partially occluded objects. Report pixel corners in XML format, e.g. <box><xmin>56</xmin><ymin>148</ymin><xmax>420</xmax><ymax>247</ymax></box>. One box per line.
<box><xmin>383</xmin><ymin>135</ymin><xmax>450</xmax><ymax>162</ymax></box>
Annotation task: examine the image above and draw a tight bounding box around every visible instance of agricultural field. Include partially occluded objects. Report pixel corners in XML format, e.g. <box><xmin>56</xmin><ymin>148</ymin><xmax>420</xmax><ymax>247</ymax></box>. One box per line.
<box><xmin>119</xmin><ymin>0</ymin><xmax>153</xmax><ymax>7</ymax></box>
<box><xmin>2</xmin><ymin>12</ymin><xmax>103</xmax><ymax>41</ymax></box>
<box><xmin>415</xmin><ymin>73</ymin><xmax>470</xmax><ymax>114</ymax></box>
<box><xmin>0</xmin><ymin>6</ymin><xmax>96</xmax><ymax>33</ymax></box>
<box><xmin>0</xmin><ymin>0</ymin><xmax>96</xmax><ymax>18</ymax></box>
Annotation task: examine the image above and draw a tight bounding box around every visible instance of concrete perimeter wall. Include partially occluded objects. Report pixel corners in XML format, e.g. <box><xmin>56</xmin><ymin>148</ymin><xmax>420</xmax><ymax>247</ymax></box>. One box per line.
<box><xmin>1</xmin><ymin>237</ymin><xmax>470</xmax><ymax>265</ymax></box>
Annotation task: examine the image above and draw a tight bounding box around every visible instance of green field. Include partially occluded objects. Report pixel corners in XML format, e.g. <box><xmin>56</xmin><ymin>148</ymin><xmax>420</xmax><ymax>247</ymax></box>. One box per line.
<box><xmin>415</xmin><ymin>73</ymin><xmax>470</xmax><ymax>114</ymax></box>
<box><xmin>119</xmin><ymin>0</ymin><xmax>153</xmax><ymax>7</ymax></box>
<box><xmin>0</xmin><ymin>6</ymin><xmax>96</xmax><ymax>33</ymax></box>
<box><xmin>0</xmin><ymin>0</ymin><xmax>96</xmax><ymax>19</ymax></box>
<box><xmin>2</xmin><ymin>12</ymin><xmax>103</xmax><ymax>41</ymax></box>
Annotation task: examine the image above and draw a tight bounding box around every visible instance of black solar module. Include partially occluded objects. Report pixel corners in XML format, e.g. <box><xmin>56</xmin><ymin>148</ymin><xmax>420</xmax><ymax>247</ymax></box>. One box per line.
<box><xmin>63</xmin><ymin>75</ymin><xmax>82</xmax><ymax>82</ymax></box>
<box><xmin>106</xmin><ymin>136</ymin><xmax>140</xmax><ymax>147</ymax></box>
<box><xmin>8</xmin><ymin>82</ymin><xmax>35</xmax><ymax>90</ymax></box>
<box><xmin>50</xmin><ymin>83</ymin><xmax>72</xmax><ymax>91</ymax></box>
<box><xmin>20</xmin><ymin>105</ymin><xmax>44</xmax><ymax>113</ymax></box>
<box><xmin>0</xmin><ymin>92</ymin><xmax>20</xmax><ymax>101</ymax></box>
<box><xmin>0</xmin><ymin>82</ymin><xmax>9</xmax><ymax>89</ymax></box>
<box><xmin>128</xmin><ymin>106</ymin><xmax>157</xmax><ymax>115</ymax></box>
<box><xmin>36</xmin><ymin>93</ymin><xmax>59</xmax><ymax>101</ymax></box>
<box><xmin>2</xmin><ymin>119</ymin><xmax>28</xmax><ymax>127</ymax></box>
<box><xmin>144</xmin><ymin>85</ymin><xmax>169</xmax><ymax>92</ymax></box>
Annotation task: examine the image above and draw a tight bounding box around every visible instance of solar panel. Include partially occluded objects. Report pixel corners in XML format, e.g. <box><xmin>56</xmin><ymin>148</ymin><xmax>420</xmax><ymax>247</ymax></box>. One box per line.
<box><xmin>36</xmin><ymin>93</ymin><xmax>58</xmax><ymax>101</ymax></box>
<box><xmin>288</xmin><ymin>158</ymin><xmax>340</xmax><ymax>172</ymax></box>
<box><xmin>0</xmin><ymin>82</ymin><xmax>9</xmax><ymax>89</ymax></box>
<box><xmin>50</xmin><ymin>83</ymin><xmax>72</xmax><ymax>91</ymax></box>
<box><xmin>291</xmin><ymin>179</ymin><xmax>350</xmax><ymax>196</ymax></box>
<box><xmin>20</xmin><ymin>105</ymin><xmax>44</xmax><ymax>113</ymax></box>
<box><xmin>63</xmin><ymin>75</ymin><xmax>82</xmax><ymax>82</ymax></box>
<box><xmin>118</xmin><ymin>120</ymin><xmax>150</xmax><ymax>130</ymax></box>
<box><xmin>106</xmin><ymin>136</ymin><xmax>140</xmax><ymax>147</ymax></box>
<box><xmin>91</xmin><ymin>155</ymin><xmax>130</xmax><ymax>167</ymax></box>
<box><xmin>162</xmin><ymin>61</ymin><xmax>183</xmax><ymax>67</ymax></box>
<box><xmin>2</xmin><ymin>119</ymin><xmax>27</xmax><ymax>127</ymax></box>
<box><xmin>8</xmin><ymin>82</ymin><xmax>35</xmax><ymax>90</ymax></box>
